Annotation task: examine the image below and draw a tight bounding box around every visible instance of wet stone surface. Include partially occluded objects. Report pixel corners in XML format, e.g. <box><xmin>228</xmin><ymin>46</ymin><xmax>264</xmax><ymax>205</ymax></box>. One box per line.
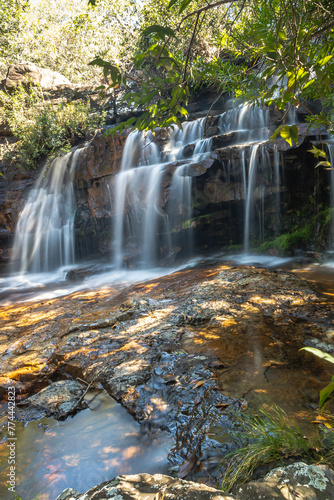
<box><xmin>56</xmin><ymin>463</ymin><xmax>334</xmax><ymax>500</ymax></box>
<box><xmin>1</xmin><ymin>264</ymin><xmax>334</xmax><ymax>485</ymax></box>
<box><xmin>15</xmin><ymin>380</ymin><xmax>87</xmax><ymax>421</ymax></box>
<box><xmin>56</xmin><ymin>473</ymin><xmax>236</xmax><ymax>500</ymax></box>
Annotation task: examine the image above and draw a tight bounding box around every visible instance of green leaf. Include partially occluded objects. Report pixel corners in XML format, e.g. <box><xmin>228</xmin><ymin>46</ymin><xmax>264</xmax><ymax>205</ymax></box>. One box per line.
<box><xmin>319</xmin><ymin>377</ymin><xmax>334</xmax><ymax>413</ymax></box>
<box><xmin>168</xmin><ymin>0</ymin><xmax>179</xmax><ymax>7</ymax></box>
<box><xmin>88</xmin><ymin>0</ymin><xmax>96</xmax><ymax>5</ymax></box>
<box><xmin>278</xmin><ymin>29</ymin><xmax>286</xmax><ymax>40</ymax></box>
<box><xmin>270</xmin><ymin>125</ymin><xmax>283</xmax><ymax>141</ymax></box>
<box><xmin>317</xmin><ymin>55</ymin><xmax>333</xmax><ymax>67</ymax></box>
<box><xmin>280</xmin><ymin>125</ymin><xmax>294</xmax><ymax>146</ymax></box>
<box><xmin>179</xmin><ymin>0</ymin><xmax>193</xmax><ymax>13</ymax></box>
<box><xmin>88</xmin><ymin>58</ymin><xmax>110</xmax><ymax>67</ymax></box>
<box><xmin>142</xmin><ymin>24</ymin><xmax>175</xmax><ymax>39</ymax></box>
<box><xmin>300</xmin><ymin>347</ymin><xmax>334</xmax><ymax>364</ymax></box>
<box><xmin>315</xmin><ymin>160</ymin><xmax>332</xmax><ymax>168</ymax></box>
<box><xmin>308</xmin><ymin>146</ymin><xmax>327</xmax><ymax>159</ymax></box>
<box><xmin>302</xmin><ymin>78</ymin><xmax>315</xmax><ymax>90</ymax></box>
<box><xmin>290</xmin><ymin>125</ymin><xmax>298</xmax><ymax>145</ymax></box>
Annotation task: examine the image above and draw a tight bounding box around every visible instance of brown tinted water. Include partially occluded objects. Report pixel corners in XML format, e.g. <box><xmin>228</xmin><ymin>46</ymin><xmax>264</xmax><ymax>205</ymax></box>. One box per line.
<box><xmin>0</xmin><ymin>260</ymin><xmax>333</xmax><ymax>498</ymax></box>
<box><xmin>181</xmin><ymin>262</ymin><xmax>334</xmax><ymax>436</ymax></box>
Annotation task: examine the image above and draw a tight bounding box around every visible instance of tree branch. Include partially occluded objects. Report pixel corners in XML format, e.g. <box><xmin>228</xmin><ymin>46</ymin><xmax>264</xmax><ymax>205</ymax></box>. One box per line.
<box><xmin>179</xmin><ymin>0</ymin><xmax>243</xmax><ymax>27</ymax></box>
<box><xmin>183</xmin><ymin>12</ymin><xmax>201</xmax><ymax>82</ymax></box>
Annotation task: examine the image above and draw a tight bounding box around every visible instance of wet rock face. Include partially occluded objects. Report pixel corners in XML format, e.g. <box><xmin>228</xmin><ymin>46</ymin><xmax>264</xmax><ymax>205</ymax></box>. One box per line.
<box><xmin>1</xmin><ymin>264</ymin><xmax>334</xmax><ymax>486</ymax></box>
<box><xmin>56</xmin><ymin>463</ymin><xmax>334</xmax><ymax>500</ymax></box>
<box><xmin>0</xmin><ymin>167</ymin><xmax>37</xmax><ymax>265</ymax></box>
<box><xmin>56</xmin><ymin>473</ymin><xmax>236</xmax><ymax>500</ymax></box>
<box><xmin>15</xmin><ymin>380</ymin><xmax>87</xmax><ymax>421</ymax></box>
<box><xmin>237</xmin><ymin>462</ymin><xmax>334</xmax><ymax>499</ymax></box>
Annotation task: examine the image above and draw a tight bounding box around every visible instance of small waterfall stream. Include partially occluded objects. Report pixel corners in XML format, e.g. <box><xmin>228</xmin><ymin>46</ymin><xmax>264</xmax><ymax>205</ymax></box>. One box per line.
<box><xmin>10</xmin><ymin>99</ymin><xmax>334</xmax><ymax>279</ymax></box>
<box><xmin>218</xmin><ymin>103</ymin><xmax>276</xmax><ymax>252</ymax></box>
<box><xmin>11</xmin><ymin>150</ymin><xmax>80</xmax><ymax>274</ymax></box>
<box><xmin>112</xmin><ymin>118</ymin><xmax>210</xmax><ymax>268</ymax></box>
<box><xmin>327</xmin><ymin>142</ymin><xmax>334</xmax><ymax>249</ymax></box>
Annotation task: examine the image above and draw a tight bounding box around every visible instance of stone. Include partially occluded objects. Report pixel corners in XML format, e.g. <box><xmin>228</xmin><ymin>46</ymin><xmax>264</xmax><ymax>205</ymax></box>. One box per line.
<box><xmin>1</xmin><ymin>264</ymin><xmax>333</xmax><ymax>485</ymax></box>
<box><xmin>237</xmin><ymin>462</ymin><xmax>334</xmax><ymax>499</ymax></box>
<box><xmin>16</xmin><ymin>380</ymin><xmax>87</xmax><ymax>421</ymax></box>
<box><xmin>5</xmin><ymin>63</ymin><xmax>71</xmax><ymax>89</ymax></box>
<box><xmin>55</xmin><ymin>488</ymin><xmax>79</xmax><ymax>500</ymax></box>
<box><xmin>57</xmin><ymin>473</ymin><xmax>236</xmax><ymax>499</ymax></box>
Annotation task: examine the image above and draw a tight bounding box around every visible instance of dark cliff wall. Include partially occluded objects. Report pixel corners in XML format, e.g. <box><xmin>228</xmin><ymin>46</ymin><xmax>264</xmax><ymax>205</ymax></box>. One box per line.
<box><xmin>0</xmin><ymin>95</ymin><xmax>332</xmax><ymax>270</ymax></box>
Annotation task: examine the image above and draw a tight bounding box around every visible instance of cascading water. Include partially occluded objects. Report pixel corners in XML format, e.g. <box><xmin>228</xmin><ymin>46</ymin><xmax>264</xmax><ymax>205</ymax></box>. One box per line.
<box><xmin>11</xmin><ymin>150</ymin><xmax>79</xmax><ymax>274</ymax></box>
<box><xmin>218</xmin><ymin>102</ymin><xmax>286</xmax><ymax>253</ymax></box>
<box><xmin>112</xmin><ymin>118</ymin><xmax>210</xmax><ymax>268</ymax></box>
<box><xmin>327</xmin><ymin>142</ymin><xmax>334</xmax><ymax>249</ymax></box>
<box><xmin>273</xmin><ymin>145</ymin><xmax>282</xmax><ymax>237</ymax></box>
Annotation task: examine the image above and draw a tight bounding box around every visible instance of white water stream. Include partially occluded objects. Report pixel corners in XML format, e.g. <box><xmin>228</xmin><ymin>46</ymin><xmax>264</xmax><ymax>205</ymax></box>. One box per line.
<box><xmin>11</xmin><ymin>150</ymin><xmax>80</xmax><ymax>274</ymax></box>
<box><xmin>112</xmin><ymin>118</ymin><xmax>210</xmax><ymax>268</ymax></box>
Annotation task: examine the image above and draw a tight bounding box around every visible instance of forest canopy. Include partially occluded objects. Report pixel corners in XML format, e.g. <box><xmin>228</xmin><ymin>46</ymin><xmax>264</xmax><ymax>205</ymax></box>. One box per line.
<box><xmin>1</xmin><ymin>0</ymin><xmax>333</xmax><ymax>140</ymax></box>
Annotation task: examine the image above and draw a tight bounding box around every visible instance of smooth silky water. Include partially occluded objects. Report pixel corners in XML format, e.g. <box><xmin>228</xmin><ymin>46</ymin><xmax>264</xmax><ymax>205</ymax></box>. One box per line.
<box><xmin>0</xmin><ymin>391</ymin><xmax>172</xmax><ymax>500</ymax></box>
<box><xmin>1</xmin><ymin>102</ymin><xmax>334</xmax><ymax>497</ymax></box>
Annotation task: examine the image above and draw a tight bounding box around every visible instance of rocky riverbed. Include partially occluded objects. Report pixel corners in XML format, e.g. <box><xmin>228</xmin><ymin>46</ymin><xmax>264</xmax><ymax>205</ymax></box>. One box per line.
<box><xmin>1</xmin><ymin>263</ymin><xmax>334</xmax><ymax>498</ymax></box>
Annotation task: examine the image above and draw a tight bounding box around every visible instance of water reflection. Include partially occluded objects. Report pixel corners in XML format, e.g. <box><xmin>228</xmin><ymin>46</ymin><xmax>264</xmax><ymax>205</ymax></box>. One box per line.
<box><xmin>0</xmin><ymin>392</ymin><xmax>172</xmax><ymax>500</ymax></box>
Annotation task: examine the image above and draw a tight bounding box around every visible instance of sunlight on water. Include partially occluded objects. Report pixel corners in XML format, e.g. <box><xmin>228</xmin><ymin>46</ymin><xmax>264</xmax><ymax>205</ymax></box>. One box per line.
<box><xmin>0</xmin><ymin>392</ymin><xmax>172</xmax><ymax>500</ymax></box>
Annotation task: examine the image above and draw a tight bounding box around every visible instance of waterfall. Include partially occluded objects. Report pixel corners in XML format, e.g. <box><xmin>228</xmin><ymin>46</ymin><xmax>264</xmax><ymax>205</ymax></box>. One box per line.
<box><xmin>112</xmin><ymin>118</ymin><xmax>209</xmax><ymax>268</ymax></box>
<box><xmin>328</xmin><ymin>143</ymin><xmax>334</xmax><ymax>249</ymax></box>
<box><xmin>244</xmin><ymin>145</ymin><xmax>260</xmax><ymax>253</ymax></box>
<box><xmin>219</xmin><ymin>103</ymin><xmax>272</xmax><ymax>252</ymax></box>
<box><xmin>11</xmin><ymin>150</ymin><xmax>79</xmax><ymax>274</ymax></box>
<box><xmin>218</xmin><ymin>103</ymin><xmax>271</xmax><ymax>144</ymax></box>
<box><xmin>273</xmin><ymin>146</ymin><xmax>281</xmax><ymax>237</ymax></box>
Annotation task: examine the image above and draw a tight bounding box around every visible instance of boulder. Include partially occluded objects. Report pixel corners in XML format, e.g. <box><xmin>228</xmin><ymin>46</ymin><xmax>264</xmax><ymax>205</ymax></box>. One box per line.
<box><xmin>237</xmin><ymin>462</ymin><xmax>334</xmax><ymax>499</ymax></box>
<box><xmin>5</xmin><ymin>63</ymin><xmax>71</xmax><ymax>89</ymax></box>
<box><xmin>55</xmin><ymin>473</ymin><xmax>236</xmax><ymax>500</ymax></box>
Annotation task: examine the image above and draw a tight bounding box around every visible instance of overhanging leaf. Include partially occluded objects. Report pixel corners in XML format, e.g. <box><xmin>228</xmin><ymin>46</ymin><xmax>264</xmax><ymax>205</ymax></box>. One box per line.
<box><xmin>300</xmin><ymin>347</ymin><xmax>334</xmax><ymax>364</ymax></box>
<box><xmin>319</xmin><ymin>378</ymin><xmax>334</xmax><ymax>413</ymax></box>
<box><xmin>315</xmin><ymin>161</ymin><xmax>332</xmax><ymax>168</ymax></box>
<box><xmin>317</xmin><ymin>55</ymin><xmax>333</xmax><ymax>67</ymax></box>
<box><xmin>142</xmin><ymin>24</ymin><xmax>175</xmax><ymax>38</ymax></box>
<box><xmin>280</xmin><ymin>125</ymin><xmax>293</xmax><ymax>146</ymax></box>
<box><xmin>290</xmin><ymin>125</ymin><xmax>298</xmax><ymax>145</ymax></box>
<box><xmin>179</xmin><ymin>0</ymin><xmax>193</xmax><ymax>13</ymax></box>
<box><xmin>308</xmin><ymin>146</ymin><xmax>327</xmax><ymax>159</ymax></box>
<box><xmin>168</xmin><ymin>0</ymin><xmax>179</xmax><ymax>7</ymax></box>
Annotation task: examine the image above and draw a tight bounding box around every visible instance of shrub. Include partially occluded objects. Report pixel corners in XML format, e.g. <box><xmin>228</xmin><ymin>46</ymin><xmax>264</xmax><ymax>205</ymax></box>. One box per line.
<box><xmin>0</xmin><ymin>85</ymin><xmax>105</xmax><ymax>169</ymax></box>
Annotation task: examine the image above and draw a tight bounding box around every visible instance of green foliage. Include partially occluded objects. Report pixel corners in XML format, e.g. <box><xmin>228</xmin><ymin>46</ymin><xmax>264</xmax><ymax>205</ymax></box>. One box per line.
<box><xmin>271</xmin><ymin>125</ymin><xmax>299</xmax><ymax>147</ymax></box>
<box><xmin>300</xmin><ymin>347</ymin><xmax>334</xmax><ymax>414</ymax></box>
<box><xmin>90</xmin><ymin>0</ymin><xmax>333</xmax><ymax>151</ymax></box>
<box><xmin>0</xmin><ymin>85</ymin><xmax>104</xmax><ymax>168</ymax></box>
<box><xmin>0</xmin><ymin>0</ymin><xmax>28</xmax><ymax>74</ymax></box>
<box><xmin>221</xmin><ymin>406</ymin><xmax>313</xmax><ymax>492</ymax></box>
<box><xmin>0</xmin><ymin>0</ymin><xmax>140</xmax><ymax>84</ymax></box>
<box><xmin>258</xmin><ymin>208</ymin><xmax>334</xmax><ymax>255</ymax></box>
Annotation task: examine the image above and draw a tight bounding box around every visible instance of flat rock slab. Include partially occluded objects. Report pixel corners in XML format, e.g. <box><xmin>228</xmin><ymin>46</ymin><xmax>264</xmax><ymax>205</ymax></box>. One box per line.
<box><xmin>15</xmin><ymin>380</ymin><xmax>86</xmax><ymax>421</ymax></box>
<box><xmin>56</xmin><ymin>473</ymin><xmax>236</xmax><ymax>500</ymax></box>
<box><xmin>1</xmin><ymin>264</ymin><xmax>334</xmax><ymax>485</ymax></box>
<box><xmin>237</xmin><ymin>462</ymin><xmax>334</xmax><ymax>499</ymax></box>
